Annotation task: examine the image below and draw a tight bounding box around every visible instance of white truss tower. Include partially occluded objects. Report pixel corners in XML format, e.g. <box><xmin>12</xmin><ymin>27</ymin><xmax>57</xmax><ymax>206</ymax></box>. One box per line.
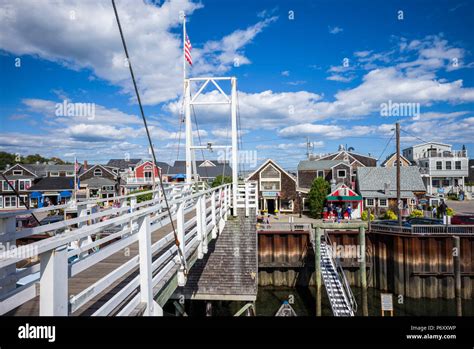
<box><xmin>184</xmin><ymin>77</ymin><xmax>239</xmax><ymax>216</ymax></box>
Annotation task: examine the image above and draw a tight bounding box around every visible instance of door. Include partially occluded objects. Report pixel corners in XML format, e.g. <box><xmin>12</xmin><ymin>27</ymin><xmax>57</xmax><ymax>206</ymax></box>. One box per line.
<box><xmin>267</xmin><ymin>199</ymin><xmax>275</xmax><ymax>214</ymax></box>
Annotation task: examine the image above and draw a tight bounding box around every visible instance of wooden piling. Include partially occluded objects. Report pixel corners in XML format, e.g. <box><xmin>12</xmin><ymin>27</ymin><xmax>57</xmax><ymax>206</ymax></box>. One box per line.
<box><xmin>315</xmin><ymin>227</ymin><xmax>322</xmax><ymax>316</ymax></box>
<box><xmin>453</xmin><ymin>236</ymin><xmax>462</xmax><ymax>316</ymax></box>
<box><xmin>359</xmin><ymin>226</ymin><xmax>368</xmax><ymax>316</ymax></box>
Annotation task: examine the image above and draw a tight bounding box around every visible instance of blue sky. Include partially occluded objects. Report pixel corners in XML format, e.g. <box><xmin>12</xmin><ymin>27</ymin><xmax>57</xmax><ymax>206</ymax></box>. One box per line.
<box><xmin>1</xmin><ymin>0</ymin><xmax>473</xmax><ymax>171</ymax></box>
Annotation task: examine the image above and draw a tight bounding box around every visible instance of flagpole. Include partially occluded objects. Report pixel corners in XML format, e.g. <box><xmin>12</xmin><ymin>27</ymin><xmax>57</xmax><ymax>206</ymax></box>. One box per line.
<box><xmin>183</xmin><ymin>14</ymin><xmax>186</xmax><ymax>87</ymax></box>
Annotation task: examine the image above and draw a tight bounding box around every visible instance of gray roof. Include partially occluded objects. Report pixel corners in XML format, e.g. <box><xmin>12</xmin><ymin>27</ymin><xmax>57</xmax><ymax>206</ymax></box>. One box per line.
<box><xmin>169</xmin><ymin>160</ymin><xmax>232</xmax><ymax>178</ymax></box>
<box><xmin>298</xmin><ymin>160</ymin><xmax>349</xmax><ymax>171</ymax></box>
<box><xmin>106</xmin><ymin>159</ymin><xmax>142</xmax><ymax>170</ymax></box>
<box><xmin>81</xmin><ymin>177</ymin><xmax>116</xmax><ymax>188</ymax></box>
<box><xmin>22</xmin><ymin>164</ymin><xmax>76</xmax><ymax>176</ymax></box>
<box><xmin>357</xmin><ymin>167</ymin><xmax>426</xmax><ymax>198</ymax></box>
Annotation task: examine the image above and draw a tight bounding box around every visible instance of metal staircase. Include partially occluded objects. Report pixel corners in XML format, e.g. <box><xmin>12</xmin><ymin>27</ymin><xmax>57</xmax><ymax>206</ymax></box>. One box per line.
<box><xmin>320</xmin><ymin>233</ymin><xmax>357</xmax><ymax>317</ymax></box>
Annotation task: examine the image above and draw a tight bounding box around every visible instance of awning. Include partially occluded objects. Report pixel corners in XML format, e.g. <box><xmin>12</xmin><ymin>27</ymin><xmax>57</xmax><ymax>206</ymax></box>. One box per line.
<box><xmin>60</xmin><ymin>191</ymin><xmax>72</xmax><ymax>198</ymax></box>
<box><xmin>326</xmin><ymin>195</ymin><xmax>362</xmax><ymax>201</ymax></box>
<box><xmin>172</xmin><ymin>174</ymin><xmax>186</xmax><ymax>179</ymax></box>
<box><xmin>30</xmin><ymin>191</ymin><xmax>42</xmax><ymax>199</ymax></box>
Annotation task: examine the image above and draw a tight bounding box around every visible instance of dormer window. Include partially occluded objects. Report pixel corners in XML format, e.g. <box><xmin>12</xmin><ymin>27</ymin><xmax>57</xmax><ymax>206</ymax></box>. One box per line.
<box><xmin>50</xmin><ymin>171</ymin><xmax>59</xmax><ymax>177</ymax></box>
<box><xmin>94</xmin><ymin>168</ymin><xmax>103</xmax><ymax>177</ymax></box>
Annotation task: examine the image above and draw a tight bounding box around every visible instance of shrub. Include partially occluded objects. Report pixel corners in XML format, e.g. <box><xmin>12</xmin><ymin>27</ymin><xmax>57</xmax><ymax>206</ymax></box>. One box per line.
<box><xmin>446</xmin><ymin>207</ymin><xmax>455</xmax><ymax>217</ymax></box>
<box><xmin>382</xmin><ymin>209</ymin><xmax>397</xmax><ymax>220</ymax></box>
<box><xmin>409</xmin><ymin>209</ymin><xmax>423</xmax><ymax>218</ymax></box>
<box><xmin>361</xmin><ymin>210</ymin><xmax>375</xmax><ymax>221</ymax></box>
<box><xmin>308</xmin><ymin>177</ymin><xmax>330</xmax><ymax>218</ymax></box>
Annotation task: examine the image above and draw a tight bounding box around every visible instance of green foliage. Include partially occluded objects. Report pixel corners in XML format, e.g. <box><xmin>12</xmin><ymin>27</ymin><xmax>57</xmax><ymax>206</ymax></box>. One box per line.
<box><xmin>382</xmin><ymin>209</ymin><xmax>398</xmax><ymax>220</ymax></box>
<box><xmin>0</xmin><ymin>151</ymin><xmax>70</xmax><ymax>170</ymax></box>
<box><xmin>409</xmin><ymin>209</ymin><xmax>423</xmax><ymax>218</ymax></box>
<box><xmin>361</xmin><ymin>210</ymin><xmax>375</xmax><ymax>221</ymax></box>
<box><xmin>447</xmin><ymin>193</ymin><xmax>458</xmax><ymax>201</ymax></box>
<box><xmin>211</xmin><ymin>175</ymin><xmax>232</xmax><ymax>188</ymax></box>
<box><xmin>307</xmin><ymin>177</ymin><xmax>330</xmax><ymax>218</ymax></box>
<box><xmin>446</xmin><ymin>207</ymin><xmax>455</xmax><ymax>217</ymax></box>
<box><xmin>129</xmin><ymin>189</ymin><xmax>152</xmax><ymax>203</ymax></box>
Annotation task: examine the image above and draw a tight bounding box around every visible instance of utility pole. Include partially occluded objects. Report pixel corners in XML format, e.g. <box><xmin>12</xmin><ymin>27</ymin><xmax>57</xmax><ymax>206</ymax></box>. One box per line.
<box><xmin>396</xmin><ymin>122</ymin><xmax>402</xmax><ymax>227</ymax></box>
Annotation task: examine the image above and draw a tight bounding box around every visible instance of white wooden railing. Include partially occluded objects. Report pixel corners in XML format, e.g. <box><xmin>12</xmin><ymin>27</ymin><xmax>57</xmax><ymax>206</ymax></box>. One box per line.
<box><xmin>236</xmin><ymin>180</ymin><xmax>258</xmax><ymax>216</ymax></box>
<box><xmin>0</xmin><ymin>182</ymin><xmax>236</xmax><ymax>316</ymax></box>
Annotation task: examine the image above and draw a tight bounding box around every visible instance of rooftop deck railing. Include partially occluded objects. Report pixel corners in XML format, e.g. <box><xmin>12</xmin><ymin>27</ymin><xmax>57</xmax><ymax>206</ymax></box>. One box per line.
<box><xmin>370</xmin><ymin>222</ymin><xmax>474</xmax><ymax>235</ymax></box>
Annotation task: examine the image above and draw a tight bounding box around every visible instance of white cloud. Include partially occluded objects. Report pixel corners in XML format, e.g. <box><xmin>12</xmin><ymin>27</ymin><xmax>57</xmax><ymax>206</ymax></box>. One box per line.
<box><xmin>0</xmin><ymin>0</ymin><xmax>275</xmax><ymax>105</ymax></box>
<box><xmin>281</xmin><ymin>70</ymin><xmax>290</xmax><ymax>76</ymax></box>
<box><xmin>328</xmin><ymin>26</ymin><xmax>343</xmax><ymax>34</ymax></box>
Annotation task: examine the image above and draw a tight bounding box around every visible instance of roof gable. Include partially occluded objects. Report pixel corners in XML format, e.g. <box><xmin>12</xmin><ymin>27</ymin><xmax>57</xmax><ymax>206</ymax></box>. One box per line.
<box><xmin>247</xmin><ymin>159</ymin><xmax>296</xmax><ymax>182</ymax></box>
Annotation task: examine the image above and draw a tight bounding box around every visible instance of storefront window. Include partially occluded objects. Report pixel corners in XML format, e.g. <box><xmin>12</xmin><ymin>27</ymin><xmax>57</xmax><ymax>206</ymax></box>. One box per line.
<box><xmin>281</xmin><ymin>200</ymin><xmax>293</xmax><ymax>211</ymax></box>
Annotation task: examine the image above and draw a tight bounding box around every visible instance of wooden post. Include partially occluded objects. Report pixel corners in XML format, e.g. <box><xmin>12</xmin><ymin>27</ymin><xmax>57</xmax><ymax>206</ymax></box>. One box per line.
<box><xmin>315</xmin><ymin>227</ymin><xmax>322</xmax><ymax>316</ymax></box>
<box><xmin>0</xmin><ymin>216</ymin><xmax>16</xmax><ymax>297</ymax></box>
<box><xmin>196</xmin><ymin>196</ymin><xmax>204</xmax><ymax>259</ymax></box>
<box><xmin>39</xmin><ymin>245</ymin><xmax>69</xmax><ymax>316</ymax></box>
<box><xmin>211</xmin><ymin>191</ymin><xmax>217</xmax><ymax>239</ymax></box>
<box><xmin>201</xmin><ymin>196</ymin><xmax>208</xmax><ymax>254</ymax></box>
<box><xmin>176</xmin><ymin>202</ymin><xmax>186</xmax><ymax>286</ymax></box>
<box><xmin>453</xmin><ymin>236</ymin><xmax>462</xmax><ymax>316</ymax></box>
<box><xmin>359</xmin><ymin>226</ymin><xmax>368</xmax><ymax>316</ymax></box>
<box><xmin>396</xmin><ymin>122</ymin><xmax>402</xmax><ymax>226</ymax></box>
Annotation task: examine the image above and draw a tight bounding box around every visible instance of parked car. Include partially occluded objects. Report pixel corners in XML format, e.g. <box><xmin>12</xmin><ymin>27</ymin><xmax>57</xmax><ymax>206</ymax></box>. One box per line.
<box><xmin>451</xmin><ymin>215</ymin><xmax>474</xmax><ymax>225</ymax></box>
<box><xmin>405</xmin><ymin>217</ymin><xmax>443</xmax><ymax>225</ymax></box>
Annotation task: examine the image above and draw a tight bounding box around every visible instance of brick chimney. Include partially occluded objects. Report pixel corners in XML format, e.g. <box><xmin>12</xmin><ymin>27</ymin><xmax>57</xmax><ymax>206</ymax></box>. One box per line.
<box><xmin>83</xmin><ymin>160</ymin><xmax>88</xmax><ymax>171</ymax></box>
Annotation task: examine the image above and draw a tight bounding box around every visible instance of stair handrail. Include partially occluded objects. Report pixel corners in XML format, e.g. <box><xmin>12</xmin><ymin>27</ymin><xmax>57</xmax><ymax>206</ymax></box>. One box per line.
<box><xmin>323</xmin><ymin>231</ymin><xmax>358</xmax><ymax>314</ymax></box>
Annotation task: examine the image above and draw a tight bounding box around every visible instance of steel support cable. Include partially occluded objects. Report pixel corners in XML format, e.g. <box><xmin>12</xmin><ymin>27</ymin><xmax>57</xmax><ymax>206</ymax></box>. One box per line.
<box><xmin>111</xmin><ymin>0</ymin><xmax>187</xmax><ymax>274</ymax></box>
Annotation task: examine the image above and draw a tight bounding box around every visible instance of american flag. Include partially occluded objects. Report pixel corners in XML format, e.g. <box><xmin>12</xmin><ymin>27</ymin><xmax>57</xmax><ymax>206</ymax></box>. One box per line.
<box><xmin>185</xmin><ymin>34</ymin><xmax>192</xmax><ymax>66</ymax></box>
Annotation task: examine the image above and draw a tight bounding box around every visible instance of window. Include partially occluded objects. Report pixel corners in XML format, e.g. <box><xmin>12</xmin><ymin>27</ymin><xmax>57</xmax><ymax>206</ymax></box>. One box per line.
<box><xmin>50</xmin><ymin>171</ymin><xmax>59</xmax><ymax>177</ymax></box>
<box><xmin>0</xmin><ymin>196</ymin><xmax>3</xmax><ymax>208</ymax></box>
<box><xmin>436</xmin><ymin>161</ymin><xmax>442</xmax><ymax>170</ymax></box>
<box><xmin>12</xmin><ymin>170</ymin><xmax>23</xmax><ymax>176</ymax></box>
<box><xmin>66</xmin><ymin>171</ymin><xmax>74</xmax><ymax>177</ymax></box>
<box><xmin>102</xmin><ymin>185</ymin><xmax>115</xmax><ymax>191</ymax></box>
<box><xmin>280</xmin><ymin>200</ymin><xmax>294</xmax><ymax>211</ymax></box>
<box><xmin>2</xmin><ymin>180</ymin><xmax>14</xmax><ymax>191</ymax></box>
<box><xmin>379</xmin><ymin>198</ymin><xmax>388</xmax><ymax>207</ymax></box>
<box><xmin>19</xmin><ymin>195</ymin><xmax>28</xmax><ymax>208</ymax></box>
<box><xmin>366</xmin><ymin>198</ymin><xmax>375</xmax><ymax>207</ymax></box>
<box><xmin>302</xmin><ymin>198</ymin><xmax>310</xmax><ymax>211</ymax></box>
<box><xmin>144</xmin><ymin>171</ymin><xmax>153</xmax><ymax>179</ymax></box>
<box><xmin>18</xmin><ymin>179</ymin><xmax>31</xmax><ymax>191</ymax></box>
<box><xmin>4</xmin><ymin>196</ymin><xmax>17</xmax><ymax>208</ymax></box>
<box><xmin>261</xmin><ymin>181</ymin><xmax>280</xmax><ymax>191</ymax></box>
<box><xmin>94</xmin><ymin>168</ymin><xmax>103</xmax><ymax>177</ymax></box>
<box><xmin>432</xmin><ymin>179</ymin><xmax>440</xmax><ymax>187</ymax></box>
<box><xmin>317</xmin><ymin>170</ymin><xmax>324</xmax><ymax>178</ymax></box>
<box><xmin>410</xmin><ymin>198</ymin><xmax>416</xmax><ymax>205</ymax></box>
<box><xmin>445</xmin><ymin>161</ymin><xmax>452</xmax><ymax>170</ymax></box>
<box><xmin>455</xmin><ymin>161</ymin><xmax>461</xmax><ymax>170</ymax></box>
<box><xmin>337</xmin><ymin>169</ymin><xmax>346</xmax><ymax>178</ymax></box>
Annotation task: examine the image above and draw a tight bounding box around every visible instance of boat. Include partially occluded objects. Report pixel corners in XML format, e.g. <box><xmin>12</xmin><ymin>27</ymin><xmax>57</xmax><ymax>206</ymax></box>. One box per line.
<box><xmin>275</xmin><ymin>301</ymin><xmax>297</xmax><ymax>316</ymax></box>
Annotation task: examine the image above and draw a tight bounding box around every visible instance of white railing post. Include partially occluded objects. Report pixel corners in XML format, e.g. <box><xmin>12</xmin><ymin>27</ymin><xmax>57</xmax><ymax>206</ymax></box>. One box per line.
<box><xmin>39</xmin><ymin>245</ymin><xmax>68</xmax><ymax>316</ymax></box>
<box><xmin>211</xmin><ymin>191</ymin><xmax>217</xmax><ymax>239</ymax></box>
<box><xmin>176</xmin><ymin>202</ymin><xmax>187</xmax><ymax>286</ymax></box>
<box><xmin>0</xmin><ymin>216</ymin><xmax>16</xmax><ymax>296</ymax></box>
<box><xmin>245</xmin><ymin>181</ymin><xmax>250</xmax><ymax>217</ymax></box>
<box><xmin>201</xmin><ymin>195</ymin><xmax>208</xmax><ymax>254</ymax></box>
<box><xmin>137</xmin><ymin>215</ymin><xmax>162</xmax><ymax>316</ymax></box>
<box><xmin>196</xmin><ymin>196</ymin><xmax>204</xmax><ymax>259</ymax></box>
<box><xmin>77</xmin><ymin>203</ymin><xmax>90</xmax><ymax>258</ymax></box>
<box><xmin>223</xmin><ymin>186</ymin><xmax>228</xmax><ymax>221</ymax></box>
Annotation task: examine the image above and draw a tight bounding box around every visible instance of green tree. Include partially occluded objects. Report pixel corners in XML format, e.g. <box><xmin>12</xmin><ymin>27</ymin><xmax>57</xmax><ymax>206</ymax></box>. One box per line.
<box><xmin>211</xmin><ymin>175</ymin><xmax>232</xmax><ymax>188</ymax></box>
<box><xmin>308</xmin><ymin>177</ymin><xmax>330</xmax><ymax>218</ymax></box>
